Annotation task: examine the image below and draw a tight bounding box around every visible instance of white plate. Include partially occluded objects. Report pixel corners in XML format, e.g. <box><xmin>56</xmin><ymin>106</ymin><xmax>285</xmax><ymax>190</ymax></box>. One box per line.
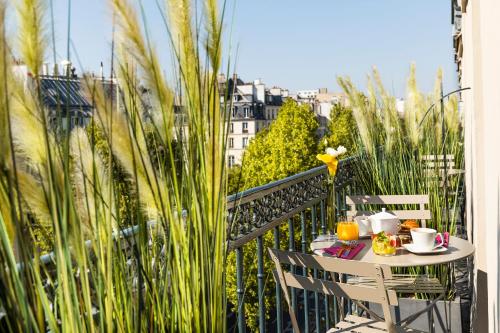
<box><xmin>312</xmin><ymin>234</ymin><xmax>338</xmax><ymax>243</ymax></box>
<box><xmin>403</xmin><ymin>243</ymin><xmax>448</xmax><ymax>254</ymax></box>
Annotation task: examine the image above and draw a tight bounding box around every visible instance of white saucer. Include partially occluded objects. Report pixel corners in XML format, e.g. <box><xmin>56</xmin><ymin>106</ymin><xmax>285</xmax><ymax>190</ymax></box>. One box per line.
<box><xmin>312</xmin><ymin>234</ymin><xmax>338</xmax><ymax>242</ymax></box>
<box><xmin>403</xmin><ymin>243</ymin><xmax>448</xmax><ymax>254</ymax></box>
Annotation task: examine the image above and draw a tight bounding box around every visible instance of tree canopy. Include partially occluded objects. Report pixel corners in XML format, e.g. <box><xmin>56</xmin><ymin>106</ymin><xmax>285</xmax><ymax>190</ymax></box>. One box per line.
<box><xmin>319</xmin><ymin>103</ymin><xmax>358</xmax><ymax>156</ymax></box>
<box><xmin>241</xmin><ymin>99</ymin><xmax>319</xmax><ymax>189</ymax></box>
<box><xmin>226</xmin><ymin>99</ymin><xmax>319</xmax><ymax>330</ymax></box>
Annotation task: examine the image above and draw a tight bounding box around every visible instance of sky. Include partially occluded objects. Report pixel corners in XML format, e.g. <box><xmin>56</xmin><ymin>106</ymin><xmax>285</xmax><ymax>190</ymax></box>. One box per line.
<box><xmin>10</xmin><ymin>0</ymin><xmax>458</xmax><ymax>97</ymax></box>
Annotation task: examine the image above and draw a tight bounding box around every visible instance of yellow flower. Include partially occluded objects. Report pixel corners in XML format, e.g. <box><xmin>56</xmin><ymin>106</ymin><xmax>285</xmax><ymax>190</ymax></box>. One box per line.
<box><xmin>317</xmin><ymin>145</ymin><xmax>347</xmax><ymax>176</ymax></box>
<box><xmin>317</xmin><ymin>153</ymin><xmax>339</xmax><ymax>176</ymax></box>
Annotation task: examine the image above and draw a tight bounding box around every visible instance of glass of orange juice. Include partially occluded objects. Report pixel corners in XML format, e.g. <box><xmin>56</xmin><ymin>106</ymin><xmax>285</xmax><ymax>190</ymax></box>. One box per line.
<box><xmin>337</xmin><ymin>220</ymin><xmax>359</xmax><ymax>241</ymax></box>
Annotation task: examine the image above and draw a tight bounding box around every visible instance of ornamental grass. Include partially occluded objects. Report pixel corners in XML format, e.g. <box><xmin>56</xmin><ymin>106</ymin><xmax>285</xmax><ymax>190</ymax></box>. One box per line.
<box><xmin>339</xmin><ymin>64</ymin><xmax>464</xmax><ymax>297</ymax></box>
<box><xmin>0</xmin><ymin>0</ymin><xmax>229</xmax><ymax>331</ymax></box>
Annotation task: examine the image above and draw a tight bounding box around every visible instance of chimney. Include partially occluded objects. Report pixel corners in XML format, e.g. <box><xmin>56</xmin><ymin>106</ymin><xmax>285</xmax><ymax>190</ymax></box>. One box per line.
<box><xmin>61</xmin><ymin>60</ymin><xmax>71</xmax><ymax>76</ymax></box>
<box><xmin>53</xmin><ymin>63</ymin><xmax>59</xmax><ymax>76</ymax></box>
<box><xmin>100</xmin><ymin>61</ymin><xmax>104</xmax><ymax>79</ymax></box>
<box><xmin>42</xmin><ymin>63</ymin><xmax>49</xmax><ymax>75</ymax></box>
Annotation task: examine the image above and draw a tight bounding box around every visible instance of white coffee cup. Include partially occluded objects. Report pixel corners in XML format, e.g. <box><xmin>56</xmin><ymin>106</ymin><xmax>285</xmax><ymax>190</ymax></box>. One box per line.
<box><xmin>410</xmin><ymin>228</ymin><xmax>444</xmax><ymax>251</ymax></box>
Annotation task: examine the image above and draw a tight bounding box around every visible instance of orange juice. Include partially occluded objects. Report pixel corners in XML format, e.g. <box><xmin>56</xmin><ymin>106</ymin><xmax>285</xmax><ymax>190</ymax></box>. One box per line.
<box><xmin>337</xmin><ymin>221</ymin><xmax>359</xmax><ymax>241</ymax></box>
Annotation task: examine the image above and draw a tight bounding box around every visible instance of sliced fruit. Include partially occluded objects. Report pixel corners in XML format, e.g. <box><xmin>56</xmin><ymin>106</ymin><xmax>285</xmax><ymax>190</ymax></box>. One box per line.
<box><xmin>389</xmin><ymin>238</ymin><xmax>397</xmax><ymax>247</ymax></box>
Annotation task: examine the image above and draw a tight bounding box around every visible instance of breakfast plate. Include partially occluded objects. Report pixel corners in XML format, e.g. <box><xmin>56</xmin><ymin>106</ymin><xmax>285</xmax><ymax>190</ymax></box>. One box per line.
<box><xmin>402</xmin><ymin>243</ymin><xmax>448</xmax><ymax>255</ymax></box>
<box><xmin>312</xmin><ymin>234</ymin><xmax>338</xmax><ymax>243</ymax></box>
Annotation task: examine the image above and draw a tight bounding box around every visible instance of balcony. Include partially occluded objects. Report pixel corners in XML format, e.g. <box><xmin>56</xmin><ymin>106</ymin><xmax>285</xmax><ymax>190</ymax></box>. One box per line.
<box><xmin>23</xmin><ymin>153</ymin><xmax>470</xmax><ymax>332</ymax></box>
<box><xmin>4</xmin><ymin>0</ymin><xmax>498</xmax><ymax>330</ymax></box>
<box><xmin>226</xmin><ymin>156</ymin><xmax>470</xmax><ymax>332</ymax></box>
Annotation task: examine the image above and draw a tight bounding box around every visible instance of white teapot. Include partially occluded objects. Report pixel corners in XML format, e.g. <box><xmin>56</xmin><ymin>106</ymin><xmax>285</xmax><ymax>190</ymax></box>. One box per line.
<box><xmin>368</xmin><ymin>208</ymin><xmax>400</xmax><ymax>235</ymax></box>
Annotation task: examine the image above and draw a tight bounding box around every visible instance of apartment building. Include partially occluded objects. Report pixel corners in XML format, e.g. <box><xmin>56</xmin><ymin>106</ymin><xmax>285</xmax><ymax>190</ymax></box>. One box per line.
<box><xmin>220</xmin><ymin>75</ymin><xmax>286</xmax><ymax>167</ymax></box>
<box><xmin>13</xmin><ymin>61</ymin><xmax>93</xmax><ymax>131</ymax></box>
<box><xmin>313</xmin><ymin>91</ymin><xmax>348</xmax><ymax>136</ymax></box>
<box><xmin>13</xmin><ymin>61</ymin><xmax>138</xmax><ymax>131</ymax></box>
<box><xmin>293</xmin><ymin>88</ymin><xmax>348</xmax><ymax>137</ymax></box>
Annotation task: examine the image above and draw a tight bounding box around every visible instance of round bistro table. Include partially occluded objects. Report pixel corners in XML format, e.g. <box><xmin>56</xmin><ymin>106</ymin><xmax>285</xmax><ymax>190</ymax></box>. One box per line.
<box><xmin>310</xmin><ymin>236</ymin><xmax>474</xmax><ymax>332</ymax></box>
<box><xmin>310</xmin><ymin>236</ymin><xmax>475</xmax><ymax>267</ymax></box>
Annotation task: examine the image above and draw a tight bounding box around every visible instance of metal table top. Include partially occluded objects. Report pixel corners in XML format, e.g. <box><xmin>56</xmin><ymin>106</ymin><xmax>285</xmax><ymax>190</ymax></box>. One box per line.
<box><xmin>310</xmin><ymin>236</ymin><xmax>474</xmax><ymax>267</ymax></box>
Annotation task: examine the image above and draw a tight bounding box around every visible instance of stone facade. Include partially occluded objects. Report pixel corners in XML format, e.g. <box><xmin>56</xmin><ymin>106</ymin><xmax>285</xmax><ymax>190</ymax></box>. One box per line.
<box><xmin>220</xmin><ymin>75</ymin><xmax>286</xmax><ymax>166</ymax></box>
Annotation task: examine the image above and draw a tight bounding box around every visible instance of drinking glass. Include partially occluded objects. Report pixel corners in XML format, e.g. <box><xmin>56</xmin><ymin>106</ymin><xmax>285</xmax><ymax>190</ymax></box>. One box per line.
<box><xmin>337</xmin><ymin>220</ymin><xmax>359</xmax><ymax>241</ymax></box>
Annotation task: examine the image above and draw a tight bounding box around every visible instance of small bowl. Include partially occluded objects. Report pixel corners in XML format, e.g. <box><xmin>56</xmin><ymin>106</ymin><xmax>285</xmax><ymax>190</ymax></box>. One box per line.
<box><xmin>372</xmin><ymin>236</ymin><xmax>396</xmax><ymax>256</ymax></box>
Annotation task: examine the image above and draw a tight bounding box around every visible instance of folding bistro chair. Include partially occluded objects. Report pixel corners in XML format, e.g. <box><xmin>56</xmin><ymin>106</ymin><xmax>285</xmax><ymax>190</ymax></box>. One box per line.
<box><xmin>268</xmin><ymin>248</ymin><xmax>426</xmax><ymax>332</ymax></box>
<box><xmin>345</xmin><ymin>195</ymin><xmax>445</xmax><ymax>325</ymax></box>
<box><xmin>346</xmin><ymin>194</ymin><xmax>432</xmax><ymax>228</ymax></box>
<box><xmin>421</xmin><ymin>154</ymin><xmax>464</xmax><ymax>188</ymax></box>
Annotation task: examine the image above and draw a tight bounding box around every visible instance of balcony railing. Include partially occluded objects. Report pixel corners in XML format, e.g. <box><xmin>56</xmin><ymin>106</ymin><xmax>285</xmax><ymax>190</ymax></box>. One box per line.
<box><xmin>226</xmin><ymin>156</ymin><xmax>359</xmax><ymax>332</ymax></box>
<box><xmin>32</xmin><ymin>157</ymin><xmax>359</xmax><ymax>331</ymax></box>
<box><xmin>24</xmin><ymin>154</ymin><xmax>469</xmax><ymax>332</ymax></box>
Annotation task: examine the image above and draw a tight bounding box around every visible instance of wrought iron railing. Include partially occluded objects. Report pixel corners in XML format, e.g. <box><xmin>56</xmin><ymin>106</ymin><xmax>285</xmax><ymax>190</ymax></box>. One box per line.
<box><xmin>15</xmin><ymin>153</ymin><xmax>469</xmax><ymax>331</ymax></box>
<box><xmin>24</xmin><ymin>155</ymin><xmax>361</xmax><ymax>332</ymax></box>
<box><xmin>226</xmin><ymin>156</ymin><xmax>359</xmax><ymax>332</ymax></box>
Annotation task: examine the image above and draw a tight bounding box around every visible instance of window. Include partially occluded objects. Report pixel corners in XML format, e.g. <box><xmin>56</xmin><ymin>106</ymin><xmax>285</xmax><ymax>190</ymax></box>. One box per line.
<box><xmin>229</xmin><ymin>137</ymin><xmax>234</xmax><ymax>148</ymax></box>
<box><xmin>232</xmin><ymin>107</ymin><xmax>237</xmax><ymax>117</ymax></box>
<box><xmin>242</xmin><ymin>122</ymin><xmax>248</xmax><ymax>133</ymax></box>
<box><xmin>228</xmin><ymin>155</ymin><xmax>235</xmax><ymax>168</ymax></box>
<box><xmin>230</xmin><ymin>123</ymin><xmax>234</xmax><ymax>133</ymax></box>
<box><xmin>242</xmin><ymin>137</ymin><xmax>248</xmax><ymax>148</ymax></box>
<box><xmin>243</xmin><ymin>107</ymin><xmax>249</xmax><ymax>118</ymax></box>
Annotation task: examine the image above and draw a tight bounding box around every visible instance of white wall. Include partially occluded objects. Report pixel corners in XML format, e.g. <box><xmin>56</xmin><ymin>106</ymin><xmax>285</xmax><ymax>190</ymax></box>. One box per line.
<box><xmin>227</xmin><ymin>120</ymin><xmax>258</xmax><ymax>165</ymax></box>
<box><xmin>460</xmin><ymin>1</ymin><xmax>500</xmax><ymax>331</ymax></box>
<box><xmin>318</xmin><ymin>102</ymin><xmax>331</xmax><ymax>118</ymax></box>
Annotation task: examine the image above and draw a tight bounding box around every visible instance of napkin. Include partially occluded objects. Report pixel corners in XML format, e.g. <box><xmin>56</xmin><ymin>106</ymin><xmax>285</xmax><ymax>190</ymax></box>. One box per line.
<box><xmin>436</xmin><ymin>232</ymin><xmax>450</xmax><ymax>248</ymax></box>
<box><xmin>323</xmin><ymin>242</ymin><xmax>365</xmax><ymax>260</ymax></box>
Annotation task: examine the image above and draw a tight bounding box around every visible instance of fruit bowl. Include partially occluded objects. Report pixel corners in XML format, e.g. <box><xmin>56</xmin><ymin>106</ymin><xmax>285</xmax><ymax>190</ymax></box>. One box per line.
<box><xmin>371</xmin><ymin>231</ymin><xmax>396</xmax><ymax>256</ymax></box>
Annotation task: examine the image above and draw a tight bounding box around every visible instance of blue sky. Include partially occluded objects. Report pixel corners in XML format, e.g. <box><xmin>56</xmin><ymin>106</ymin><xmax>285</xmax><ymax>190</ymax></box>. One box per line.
<box><xmin>13</xmin><ymin>0</ymin><xmax>457</xmax><ymax>97</ymax></box>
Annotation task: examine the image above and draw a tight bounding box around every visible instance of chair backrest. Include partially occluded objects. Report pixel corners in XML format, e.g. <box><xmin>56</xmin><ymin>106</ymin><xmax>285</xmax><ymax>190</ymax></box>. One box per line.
<box><xmin>346</xmin><ymin>194</ymin><xmax>431</xmax><ymax>228</ymax></box>
<box><xmin>268</xmin><ymin>248</ymin><xmax>398</xmax><ymax>333</ymax></box>
<box><xmin>421</xmin><ymin>154</ymin><xmax>455</xmax><ymax>170</ymax></box>
<box><xmin>421</xmin><ymin>154</ymin><xmax>462</xmax><ymax>188</ymax></box>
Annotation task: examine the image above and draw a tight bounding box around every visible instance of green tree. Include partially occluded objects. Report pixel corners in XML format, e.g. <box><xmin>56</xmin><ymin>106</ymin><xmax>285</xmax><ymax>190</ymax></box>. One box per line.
<box><xmin>319</xmin><ymin>103</ymin><xmax>358</xmax><ymax>156</ymax></box>
<box><xmin>227</xmin><ymin>164</ymin><xmax>243</xmax><ymax>195</ymax></box>
<box><xmin>243</xmin><ymin>99</ymin><xmax>319</xmax><ymax>188</ymax></box>
<box><xmin>226</xmin><ymin>99</ymin><xmax>319</xmax><ymax>330</ymax></box>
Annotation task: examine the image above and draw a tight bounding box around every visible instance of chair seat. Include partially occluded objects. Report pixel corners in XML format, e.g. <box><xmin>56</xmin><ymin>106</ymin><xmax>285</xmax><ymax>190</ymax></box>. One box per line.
<box><xmin>346</xmin><ymin>274</ymin><xmax>445</xmax><ymax>295</ymax></box>
<box><xmin>326</xmin><ymin>315</ymin><xmax>426</xmax><ymax>332</ymax></box>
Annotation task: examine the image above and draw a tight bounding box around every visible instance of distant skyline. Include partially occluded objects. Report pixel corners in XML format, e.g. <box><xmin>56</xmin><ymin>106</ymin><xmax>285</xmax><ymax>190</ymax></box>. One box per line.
<box><xmin>10</xmin><ymin>0</ymin><xmax>457</xmax><ymax>97</ymax></box>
